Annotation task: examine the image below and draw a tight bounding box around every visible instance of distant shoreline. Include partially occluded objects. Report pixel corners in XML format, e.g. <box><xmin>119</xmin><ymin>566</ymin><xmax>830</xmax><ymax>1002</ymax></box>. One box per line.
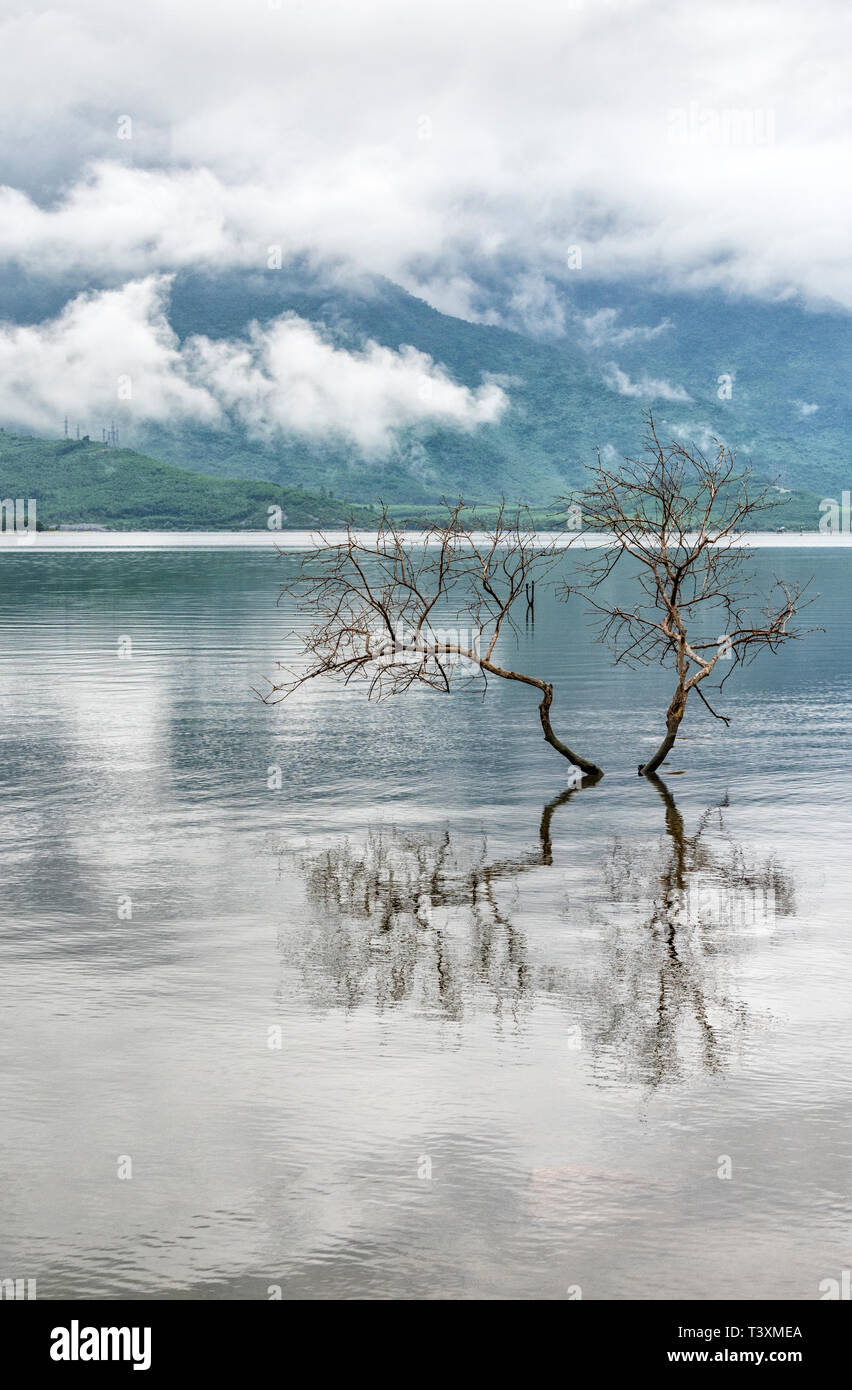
<box><xmin>0</xmin><ymin>529</ymin><xmax>850</xmax><ymax>552</ymax></box>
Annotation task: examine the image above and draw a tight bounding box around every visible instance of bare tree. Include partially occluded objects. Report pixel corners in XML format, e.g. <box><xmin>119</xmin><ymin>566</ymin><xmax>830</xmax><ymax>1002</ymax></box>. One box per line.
<box><xmin>571</xmin><ymin>412</ymin><xmax>812</xmax><ymax>777</ymax></box>
<box><xmin>262</xmin><ymin>500</ymin><xmax>603</xmax><ymax>777</ymax></box>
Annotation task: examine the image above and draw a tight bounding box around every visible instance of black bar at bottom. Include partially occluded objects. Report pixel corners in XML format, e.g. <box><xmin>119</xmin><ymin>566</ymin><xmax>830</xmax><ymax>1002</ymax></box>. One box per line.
<box><xmin>0</xmin><ymin>1298</ymin><xmax>844</xmax><ymax>1376</ymax></box>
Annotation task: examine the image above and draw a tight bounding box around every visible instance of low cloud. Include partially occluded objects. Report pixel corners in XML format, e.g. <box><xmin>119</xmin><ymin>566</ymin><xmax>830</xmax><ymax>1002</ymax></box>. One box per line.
<box><xmin>670</xmin><ymin>420</ymin><xmax>726</xmax><ymax>454</ymax></box>
<box><xmin>602</xmin><ymin>363</ymin><xmax>691</xmax><ymax>402</ymax></box>
<box><xmin>0</xmin><ymin>278</ymin><xmax>217</xmax><ymax>434</ymax></box>
<box><xmin>186</xmin><ymin>315</ymin><xmax>507</xmax><ymax>452</ymax></box>
<box><xmin>581</xmin><ymin>309</ymin><xmax>673</xmax><ymax>349</ymax></box>
<box><xmin>792</xmin><ymin>399</ymin><xmax>819</xmax><ymax>417</ymax></box>
<box><xmin>504</xmin><ymin>273</ymin><xmax>568</xmax><ymax>339</ymax></box>
<box><xmin>0</xmin><ymin>277</ymin><xmax>507</xmax><ymax>452</ymax></box>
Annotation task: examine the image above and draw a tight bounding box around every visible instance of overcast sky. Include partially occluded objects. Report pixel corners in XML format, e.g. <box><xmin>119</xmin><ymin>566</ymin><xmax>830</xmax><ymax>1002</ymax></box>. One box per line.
<box><xmin>0</xmin><ymin>0</ymin><xmax>847</xmax><ymax>443</ymax></box>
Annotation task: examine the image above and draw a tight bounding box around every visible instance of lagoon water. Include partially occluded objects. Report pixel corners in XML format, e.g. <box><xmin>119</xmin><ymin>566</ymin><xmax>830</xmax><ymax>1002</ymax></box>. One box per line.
<box><xmin>0</xmin><ymin>545</ymin><xmax>850</xmax><ymax>1299</ymax></box>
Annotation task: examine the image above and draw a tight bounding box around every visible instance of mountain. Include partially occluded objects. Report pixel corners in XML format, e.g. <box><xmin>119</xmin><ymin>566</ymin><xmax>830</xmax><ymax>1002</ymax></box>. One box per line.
<box><xmin>0</xmin><ymin>430</ymin><xmax>824</xmax><ymax>534</ymax></box>
<box><xmin>130</xmin><ymin>269</ymin><xmax>620</xmax><ymax>504</ymax></box>
<box><xmin>0</xmin><ymin>432</ymin><xmax>371</xmax><ymax>530</ymax></box>
<box><xmin>142</xmin><ymin>269</ymin><xmax>852</xmax><ymax>509</ymax></box>
<box><xmin>1</xmin><ymin>265</ymin><xmax>850</xmax><ymax>513</ymax></box>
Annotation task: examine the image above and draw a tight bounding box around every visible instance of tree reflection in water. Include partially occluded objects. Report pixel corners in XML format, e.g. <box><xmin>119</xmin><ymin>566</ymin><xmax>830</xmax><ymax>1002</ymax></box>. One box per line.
<box><xmin>580</xmin><ymin>775</ymin><xmax>795</xmax><ymax>1088</ymax></box>
<box><xmin>290</xmin><ymin>774</ymin><xmax>795</xmax><ymax>1083</ymax></box>
<box><xmin>295</xmin><ymin>777</ymin><xmax>598</xmax><ymax>1023</ymax></box>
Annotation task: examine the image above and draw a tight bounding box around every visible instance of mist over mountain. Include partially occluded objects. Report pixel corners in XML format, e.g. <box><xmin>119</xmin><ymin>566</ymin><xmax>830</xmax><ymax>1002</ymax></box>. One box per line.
<box><xmin>1</xmin><ymin>1</ymin><xmax>850</xmax><ymax>519</ymax></box>
<box><xmin>0</xmin><ymin>264</ymin><xmax>847</xmax><ymax>510</ymax></box>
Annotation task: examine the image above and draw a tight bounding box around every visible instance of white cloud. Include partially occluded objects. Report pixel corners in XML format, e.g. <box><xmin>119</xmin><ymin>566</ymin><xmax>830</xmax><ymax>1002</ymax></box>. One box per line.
<box><xmin>581</xmin><ymin>308</ymin><xmax>673</xmax><ymax>349</ymax></box>
<box><xmin>602</xmin><ymin>363</ymin><xmax>691</xmax><ymax>402</ymax></box>
<box><xmin>0</xmin><ymin>277</ymin><xmax>507</xmax><ymax>451</ymax></box>
<box><xmin>185</xmin><ymin>316</ymin><xmax>507</xmax><ymax>452</ymax></box>
<box><xmin>793</xmin><ymin>399</ymin><xmax>819</xmax><ymax>417</ymax></box>
<box><xmin>670</xmin><ymin>420</ymin><xmax>726</xmax><ymax>454</ymax></box>
<box><xmin>0</xmin><ymin>278</ymin><xmax>218</xmax><ymax>434</ymax></box>
<box><xmin>503</xmin><ymin>273</ymin><xmax>568</xmax><ymax>339</ymax></box>
<box><xmin>0</xmin><ymin>0</ymin><xmax>850</xmax><ymax>316</ymax></box>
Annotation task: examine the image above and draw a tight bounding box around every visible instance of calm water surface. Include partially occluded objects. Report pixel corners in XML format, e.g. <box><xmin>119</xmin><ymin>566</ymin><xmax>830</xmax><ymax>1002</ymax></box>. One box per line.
<box><xmin>0</xmin><ymin>547</ymin><xmax>850</xmax><ymax>1299</ymax></box>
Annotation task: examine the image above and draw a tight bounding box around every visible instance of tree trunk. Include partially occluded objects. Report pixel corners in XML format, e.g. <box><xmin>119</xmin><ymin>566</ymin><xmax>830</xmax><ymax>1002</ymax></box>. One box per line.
<box><xmin>639</xmin><ymin>682</ymin><xmax>687</xmax><ymax>777</ymax></box>
<box><xmin>539</xmin><ymin>683</ymin><xmax>604</xmax><ymax>777</ymax></box>
<box><xmin>477</xmin><ymin>658</ymin><xmax>603</xmax><ymax>778</ymax></box>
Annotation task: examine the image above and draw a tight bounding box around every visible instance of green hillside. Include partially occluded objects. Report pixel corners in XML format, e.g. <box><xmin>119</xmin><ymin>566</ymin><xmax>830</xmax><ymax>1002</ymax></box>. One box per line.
<box><xmin>0</xmin><ymin>432</ymin><xmax>372</xmax><ymax>531</ymax></box>
<box><xmin>129</xmin><ymin>269</ymin><xmax>850</xmax><ymax>504</ymax></box>
<box><xmin>3</xmin><ymin>270</ymin><xmax>849</xmax><ymax>514</ymax></box>
<box><xmin>0</xmin><ymin>431</ymin><xmax>829</xmax><ymax>533</ymax></box>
